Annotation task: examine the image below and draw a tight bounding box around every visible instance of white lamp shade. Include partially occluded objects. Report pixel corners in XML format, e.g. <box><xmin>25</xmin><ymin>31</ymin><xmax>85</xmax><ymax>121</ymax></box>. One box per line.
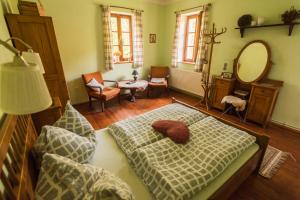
<box><xmin>22</xmin><ymin>51</ymin><xmax>45</xmax><ymax>74</ymax></box>
<box><xmin>0</xmin><ymin>62</ymin><xmax>52</xmax><ymax>115</ymax></box>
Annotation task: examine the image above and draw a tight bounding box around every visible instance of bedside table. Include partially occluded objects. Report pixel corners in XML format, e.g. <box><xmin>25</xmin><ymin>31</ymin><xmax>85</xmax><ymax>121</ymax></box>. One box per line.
<box><xmin>31</xmin><ymin>97</ymin><xmax>62</xmax><ymax>134</ymax></box>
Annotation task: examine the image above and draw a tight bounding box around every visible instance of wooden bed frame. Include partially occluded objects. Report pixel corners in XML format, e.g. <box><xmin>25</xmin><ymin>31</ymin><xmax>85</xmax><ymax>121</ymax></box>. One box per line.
<box><xmin>0</xmin><ymin>98</ymin><xmax>269</xmax><ymax>200</ymax></box>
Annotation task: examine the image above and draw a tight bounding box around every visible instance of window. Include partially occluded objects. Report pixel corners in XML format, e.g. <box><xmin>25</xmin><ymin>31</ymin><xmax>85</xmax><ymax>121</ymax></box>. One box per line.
<box><xmin>183</xmin><ymin>14</ymin><xmax>201</xmax><ymax>63</ymax></box>
<box><xmin>111</xmin><ymin>14</ymin><xmax>133</xmax><ymax>63</ymax></box>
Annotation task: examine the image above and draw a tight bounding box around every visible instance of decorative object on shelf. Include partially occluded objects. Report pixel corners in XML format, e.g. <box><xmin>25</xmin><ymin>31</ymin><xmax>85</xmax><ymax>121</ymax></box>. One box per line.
<box><xmin>281</xmin><ymin>6</ymin><xmax>300</xmax><ymax>24</ymax></box>
<box><xmin>0</xmin><ymin>37</ymin><xmax>52</xmax><ymax>115</ymax></box>
<box><xmin>221</xmin><ymin>72</ymin><xmax>233</xmax><ymax>79</ymax></box>
<box><xmin>196</xmin><ymin>23</ymin><xmax>227</xmax><ymax>110</ymax></box>
<box><xmin>256</xmin><ymin>16</ymin><xmax>265</xmax><ymax>26</ymax></box>
<box><xmin>132</xmin><ymin>69</ymin><xmax>139</xmax><ymax>81</ymax></box>
<box><xmin>149</xmin><ymin>34</ymin><xmax>156</xmax><ymax>43</ymax></box>
<box><xmin>238</xmin><ymin>14</ymin><xmax>252</xmax><ymax>27</ymax></box>
<box><xmin>113</xmin><ymin>50</ymin><xmax>121</xmax><ymax>63</ymax></box>
<box><xmin>251</xmin><ymin>20</ymin><xmax>257</xmax><ymax>26</ymax></box>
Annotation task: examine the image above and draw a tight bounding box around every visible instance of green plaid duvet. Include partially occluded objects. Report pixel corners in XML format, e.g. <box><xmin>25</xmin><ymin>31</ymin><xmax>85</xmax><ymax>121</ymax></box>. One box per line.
<box><xmin>130</xmin><ymin>116</ymin><xmax>256</xmax><ymax>200</ymax></box>
<box><xmin>108</xmin><ymin>103</ymin><xmax>207</xmax><ymax>157</ymax></box>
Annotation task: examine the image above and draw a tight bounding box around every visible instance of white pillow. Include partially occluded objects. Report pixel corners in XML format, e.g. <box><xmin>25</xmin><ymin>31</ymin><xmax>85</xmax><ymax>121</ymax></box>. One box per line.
<box><xmin>151</xmin><ymin>78</ymin><xmax>165</xmax><ymax>83</ymax></box>
<box><xmin>86</xmin><ymin>78</ymin><xmax>104</xmax><ymax>92</ymax></box>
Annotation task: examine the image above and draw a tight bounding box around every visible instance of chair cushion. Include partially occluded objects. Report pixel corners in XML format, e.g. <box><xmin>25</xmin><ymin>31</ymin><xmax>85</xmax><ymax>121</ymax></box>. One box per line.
<box><xmin>152</xmin><ymin>120</ymin><xmax>190</xmax><ymax>144</ymax></box>
<box><xmin>90</xmin><ymin>87</ymin><xmax>120</xmax><ymax>101</ymax></box>
<box><xmin>150</xmin><ymin>78</ymin><xmax>165</xmax><ymax>83</ymax></box>
<box><xmin>148</xmin><ymin>80</ymin><xmax>167</xmax><ymax>87</ymax></box>
<box><xmin>86</xmin><ymin>78</ymin><xmax>104</xmax><ymax>92</ymax></box>
<box><xmin>35</xmin><ymin>153</ymin><xmax>134</xmax><ymax>200</ymax></box>
<box><xmin>33</xmin><ymin>126</ymin><xmax>96</xmax><ymax>165</ymax></box>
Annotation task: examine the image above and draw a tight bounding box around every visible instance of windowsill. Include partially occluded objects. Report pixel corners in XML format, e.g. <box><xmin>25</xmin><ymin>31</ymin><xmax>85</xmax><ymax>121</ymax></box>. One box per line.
<box><xmin>114</xmin><ymin>62</ymin><xmax>133</xmax><ymax>65</ymax></box>
<box><xmin>171</xmin><ymin>67</ymin><xmax>203</xmax><ymax>74</ymax></box>
<box><xmin>180</xmin><ymin>61</ymin><xmax>195</xmax><ymax>65</ymax></box>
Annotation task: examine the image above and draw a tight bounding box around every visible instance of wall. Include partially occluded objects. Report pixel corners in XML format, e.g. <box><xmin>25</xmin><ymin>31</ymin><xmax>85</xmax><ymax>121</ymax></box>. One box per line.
<box><xmin>0</xmin><ymin>0</ymin><xmax>15</xmax><ymax>120</ymax></box>
<box><xmin>37</xmin><ymin>0</ymin><xmax>165</xmax><ymax>104</ymax></box>
<box><xmin>163</xmin><ymin>0</ymin><xmax>300</xmax><ymax>129</ymax></box>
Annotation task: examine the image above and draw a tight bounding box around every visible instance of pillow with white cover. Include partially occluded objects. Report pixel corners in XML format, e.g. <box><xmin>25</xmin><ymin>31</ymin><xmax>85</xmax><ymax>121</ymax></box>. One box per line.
<box><xmin>53</xmin><ymin>101</ymin><xmax>96</xmax><ymax>144</ymax></box>
<box><xmin>150</xmin><ymin>78</ymin><xmax>165</xmax><ymax>83</ymax></box>
<box><xmin>35</xmin><ymin>153</ymin><xmax>135</xmax><ymax>200</ymax></box>
<box><xmin>33</xmin><ymin>126</ymin><xmax>96</xmax><ymax>164</ymax></box>
<box><xmin>86</xmin><ymin>78</ymin><xmax>104</xmax><ymax>92</ymax></box>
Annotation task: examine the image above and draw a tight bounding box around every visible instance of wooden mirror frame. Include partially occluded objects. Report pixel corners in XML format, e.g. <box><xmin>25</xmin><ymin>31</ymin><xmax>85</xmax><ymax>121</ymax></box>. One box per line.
<box><xmin>234</xmin><ymin>40</ymin><xmax>272</xmax><ymax>84</ymax></box>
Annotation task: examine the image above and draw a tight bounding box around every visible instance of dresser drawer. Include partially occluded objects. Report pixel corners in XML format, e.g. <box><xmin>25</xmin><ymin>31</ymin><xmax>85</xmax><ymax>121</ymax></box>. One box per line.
<box><xmin>253</xmin><ymin>87</ymin><xmax>274</xmax><ymax>96</ymax></box>
<box><xmin>215</xmin><ymin>79</ymin><xmax>232</xmax><ymax>87</ymax></box>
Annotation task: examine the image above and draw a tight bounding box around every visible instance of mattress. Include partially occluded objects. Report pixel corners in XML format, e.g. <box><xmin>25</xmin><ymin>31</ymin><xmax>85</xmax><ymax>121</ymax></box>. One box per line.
<box><xmin>90</xmin><ymin>129</ymin><xmax>259</xmax><ymax>200</ymax></box>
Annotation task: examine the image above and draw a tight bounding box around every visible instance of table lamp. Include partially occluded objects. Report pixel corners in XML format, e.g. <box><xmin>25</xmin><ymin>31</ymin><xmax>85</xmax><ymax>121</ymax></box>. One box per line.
<box><xmin>132</xmin><ymin>69</ymin><xmax>138</xmax><ymax>81</ymax></box>
<box><xmin>0</xmin><ymin>37</ymin><xmax>52</xmax><ymax>115</ymax></box>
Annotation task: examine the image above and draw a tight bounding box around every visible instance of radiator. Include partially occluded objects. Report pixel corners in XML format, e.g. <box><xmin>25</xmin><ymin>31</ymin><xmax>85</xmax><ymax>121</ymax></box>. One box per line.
<box><xmin>169</xmin><ymin>68</ymin><xmax>204</xmax><ymax>97</ymax></box>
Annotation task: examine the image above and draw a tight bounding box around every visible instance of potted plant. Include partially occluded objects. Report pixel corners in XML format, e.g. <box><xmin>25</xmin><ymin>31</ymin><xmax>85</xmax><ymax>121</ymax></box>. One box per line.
<box><xmin>281</xmin><ymin>6</ymin><xmax>300</xmax><ymax>24</ymax></box>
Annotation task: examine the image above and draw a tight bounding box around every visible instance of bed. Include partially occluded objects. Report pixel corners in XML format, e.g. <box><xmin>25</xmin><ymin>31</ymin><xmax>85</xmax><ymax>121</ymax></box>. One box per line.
<box><xmin>0</xmin><ymin>98</ymin><xmax>269</xmax><ymax>200</ymax></box>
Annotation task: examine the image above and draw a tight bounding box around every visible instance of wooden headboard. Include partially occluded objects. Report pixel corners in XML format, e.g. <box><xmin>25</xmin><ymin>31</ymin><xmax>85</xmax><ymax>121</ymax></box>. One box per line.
<box><xmin>0</xmin><ymin>115</ymin><xmax>38</xmax><ymax>200</ymax></box>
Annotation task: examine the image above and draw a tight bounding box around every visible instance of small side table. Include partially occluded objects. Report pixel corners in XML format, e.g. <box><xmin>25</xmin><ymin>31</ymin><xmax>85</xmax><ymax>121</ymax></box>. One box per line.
<box><xmin>31</xmin><ymin>97</ymin><xmax>62</xmax><ymax>134</ymax></box>
<box><xmin>118</xmin><ymin>80</ymin><xmax>148</xmax><ymax>102</ymax></box>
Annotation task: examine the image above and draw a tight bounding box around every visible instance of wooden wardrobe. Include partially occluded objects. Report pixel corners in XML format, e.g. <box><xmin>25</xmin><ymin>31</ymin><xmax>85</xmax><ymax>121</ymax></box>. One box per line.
<box><xmin>5</xmin><ymin>14</ymin><xmax>69</xmax><ymax>107</ymax></box>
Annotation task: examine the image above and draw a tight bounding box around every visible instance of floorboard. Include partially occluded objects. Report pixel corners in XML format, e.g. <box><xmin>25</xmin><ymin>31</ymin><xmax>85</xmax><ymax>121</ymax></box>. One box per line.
<box><xmin>75</xmin><ymin>91</ymin><xmax>300</xmax><ymax>200</ymax></box>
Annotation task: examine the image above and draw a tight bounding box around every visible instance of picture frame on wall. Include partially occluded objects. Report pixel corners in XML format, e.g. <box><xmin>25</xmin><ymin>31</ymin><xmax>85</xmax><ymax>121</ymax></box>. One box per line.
<box><xmin>221</xmin><ymin>72</ymin><xmax>233</xmax><ymax>79</ymax></box>
<box><xmin>149</xmin><ymin>34</ymin><xmax>156</xmax><ymax>43</ymax></box>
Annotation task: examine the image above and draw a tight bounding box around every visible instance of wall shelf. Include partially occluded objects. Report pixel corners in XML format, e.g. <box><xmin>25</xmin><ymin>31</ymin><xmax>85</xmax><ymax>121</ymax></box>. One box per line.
<box><xmin>235</xmin><ymin>22</ymin><xmax>300</xmax><ymax>38</ymax></box>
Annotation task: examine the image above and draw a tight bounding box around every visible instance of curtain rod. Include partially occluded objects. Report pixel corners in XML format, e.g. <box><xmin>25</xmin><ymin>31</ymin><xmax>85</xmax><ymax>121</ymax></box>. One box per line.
<box><xmin>101</xmin><ymin>5</ymin><xmax>144</xmax><ymax>12</ymax></box>
<box><xmin>174</xmin><ymin>3</ymin><xmax>211</xmax><ymax>14</ymax></box>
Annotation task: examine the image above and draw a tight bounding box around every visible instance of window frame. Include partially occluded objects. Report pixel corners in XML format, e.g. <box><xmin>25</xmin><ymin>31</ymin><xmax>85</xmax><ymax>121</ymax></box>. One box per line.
<box><xmin>111</xmin><ymin>13</ymin><xmax>133</xmax><ymax>64</ymax></box>
<box><xmin>183</xmin><ymin>13</ymin><xmax>202</xmax><ymax>64</ymax></box>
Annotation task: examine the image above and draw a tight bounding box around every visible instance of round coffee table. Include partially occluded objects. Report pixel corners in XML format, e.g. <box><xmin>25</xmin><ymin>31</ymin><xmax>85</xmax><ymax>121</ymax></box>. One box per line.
<box><xmin>118</xmin><ymin>80</ymin><xmax>148</xmax><ymax>102</ymax></box>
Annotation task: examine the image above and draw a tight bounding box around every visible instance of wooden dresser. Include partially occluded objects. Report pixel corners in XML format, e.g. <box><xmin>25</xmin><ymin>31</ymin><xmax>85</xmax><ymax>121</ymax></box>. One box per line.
<box><xmin>211</xmin><ymin>76</ymin><xmax>236</xmax><ymax>110</ymax></box>
<box><xmin>245</xmin><ymin>83</ymin><xmax>280</xmax><ymax>127</ymax></box>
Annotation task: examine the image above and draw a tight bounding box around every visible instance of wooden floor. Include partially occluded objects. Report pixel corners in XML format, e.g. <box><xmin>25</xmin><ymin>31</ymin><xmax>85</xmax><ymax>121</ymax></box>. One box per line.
<box><xmin>75</xmin><ymin>91</ymin><xmax>300</xmax><ymax>200</ymax></box>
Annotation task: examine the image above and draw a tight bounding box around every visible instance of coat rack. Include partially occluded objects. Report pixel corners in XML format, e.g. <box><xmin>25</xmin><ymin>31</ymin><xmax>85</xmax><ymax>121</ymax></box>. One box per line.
<box><xmin>198</xmin><ymin>23</ymin><xmax>227</xmax><ymax>110</ymax></box>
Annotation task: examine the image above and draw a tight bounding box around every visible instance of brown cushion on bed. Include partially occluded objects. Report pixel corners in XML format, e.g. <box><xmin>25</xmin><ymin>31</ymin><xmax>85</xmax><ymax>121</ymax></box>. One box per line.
<box><xmin>152</xmin><ymin>120</ymin><xmax>190</xmax><ymax>144</ymax></box>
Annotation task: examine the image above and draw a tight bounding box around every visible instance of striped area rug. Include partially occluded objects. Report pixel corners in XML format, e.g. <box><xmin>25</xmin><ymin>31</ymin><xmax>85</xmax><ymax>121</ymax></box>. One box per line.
<box><xmin>259</xmin><ymin>145</ymin><xmax>292</xmax><ymax>178</ymax></box>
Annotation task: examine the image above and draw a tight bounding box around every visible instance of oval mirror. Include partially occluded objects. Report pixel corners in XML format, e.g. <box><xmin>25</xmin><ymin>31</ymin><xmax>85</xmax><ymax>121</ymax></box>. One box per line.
<box><xmin>235</xmin><ymin>40</ymin><xmax>271</xmax><ymax>84</ymax></box>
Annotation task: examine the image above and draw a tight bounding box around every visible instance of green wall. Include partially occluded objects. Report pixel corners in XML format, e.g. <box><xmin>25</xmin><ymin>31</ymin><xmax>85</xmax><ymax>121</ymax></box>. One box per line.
<box><xmin>163</xmin><ymin>0</ymin><xmax>300</xmax><ymax>129</ymax></box>
<box><xmin>40</xmin><ymin>0</ymin><xmax>165</xmax><ymax>104</ymax></box>
<box><xmin>0</xmin><ymin>0</ymin><xmax>14</xmax><ymax>119</ymax></box>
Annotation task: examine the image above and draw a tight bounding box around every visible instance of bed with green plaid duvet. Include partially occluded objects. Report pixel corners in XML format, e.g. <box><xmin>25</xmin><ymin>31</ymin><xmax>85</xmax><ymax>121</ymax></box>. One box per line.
<box><xmin>108</xmin><ymin>103</ymin><xmax>207</xmax><ymax>157</ymax></box>
<box><xmin>129</xmin><ymin>116</ymin><xmax>256</xmax><ymax>200</ymax></box>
